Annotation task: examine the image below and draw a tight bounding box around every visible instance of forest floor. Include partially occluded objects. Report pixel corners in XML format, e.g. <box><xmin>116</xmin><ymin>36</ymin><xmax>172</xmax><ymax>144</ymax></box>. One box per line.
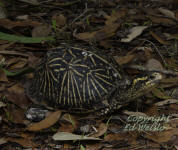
<box><xmin>0</xmin><ymin>0</ymin><xmax>178</xmax><ymax>149</ymax></box>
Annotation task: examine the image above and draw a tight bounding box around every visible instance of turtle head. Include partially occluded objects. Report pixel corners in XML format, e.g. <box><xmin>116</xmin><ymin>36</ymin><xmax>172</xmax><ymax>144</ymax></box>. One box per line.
<box><xmin>120</xmin><ymin>72</ymin><xmax>163</xmax><ymax>103</ymax></box>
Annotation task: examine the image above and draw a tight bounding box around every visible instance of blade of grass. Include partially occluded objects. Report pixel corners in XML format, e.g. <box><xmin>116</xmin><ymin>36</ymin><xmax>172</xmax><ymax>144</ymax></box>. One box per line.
<box><xmin>0</xmin><ymin>32</ymin><xmax>54</xmax><ymax>43</ymax></box>
<box><xmin>0</xmin><ymin>66</ymin><xmax>33</xmax><ymax>76</ymax></box>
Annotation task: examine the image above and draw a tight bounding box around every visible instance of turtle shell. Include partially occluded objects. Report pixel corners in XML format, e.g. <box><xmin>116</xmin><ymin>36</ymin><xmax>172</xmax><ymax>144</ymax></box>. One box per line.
<box><xmin>28</xmin><ymin>46</ymin><xmax>126</xmax><ymax>112</ymax></box>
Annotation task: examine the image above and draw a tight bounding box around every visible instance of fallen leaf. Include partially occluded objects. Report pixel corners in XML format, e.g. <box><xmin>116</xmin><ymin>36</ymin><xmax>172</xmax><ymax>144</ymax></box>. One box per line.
<box><xmin>90</xmin><ymin>123</ymin><xmax>108</xmax><ymax>138</ymax></box>
<box><xmin>16</xmin><ymin>15</ymin><xmax>29</xmax><ymax>20</ymax></box>
<box><xmin>160</xmin><ymin>77</ymin><xmax>178</xmax><ymax>83</ymax></box>
<box><xmin>0</xmin><ymin>138</ymin><xmax>7</xmax><ymax>145</ymax></box>
<box><xmin>0</xmin><ymin>69</ymin><xmax>8</xmax><ymax>82</ymax></box>
<box><xmin>74</xmin><ymin>23</ymin><xmax>120</xmax><ymax>42</ymax></box>
<box><xmin>52</xmin><ymin>13</ymin><xmax>66</xmax><ymax>28</ymax></box>
<box><xmin>145</xmin><ymin>58</ymin><xmax>163</xmax><ymax>70</ymax></box>
<box><xmin>121</xmin><ymin>26</ymin><xmax>148</xmax><ymax>42</ymax></box>
<box><xmin>6</xmin><ymin>137</ymin><xmax>38</xmax><ymax>148</ymax></box>
<box><xmin>158</xmin><ymin>8</ymin><xmax>175</xmax><ymax>19</ymax></box>
<box><xmin>86</xmin><ymin>143</ymin><xmax>103</xmax><ymax>150</ymax></box>
<box><xmin>52</xmin><ymin>132</ymin><xmax>101</xmax><ymax>141</ymax></box>
<box><xmin>0</xmin><ymin>101</ymin><xmax>6</xmax><ymax>108</ymax></box>
<box><xmin>146</xmin><ymin>128</ymin><xmax>178</xmax><ymax>143</ymax></box>
<box><xmin>0</xmin><ymin>6</ymin><xmax>7</xmax><ymax>19</ymax></box>
<box><xmin>114</xmin><ymin>54</ymin><xmax>135</xmax><ymax>65</ymax></box>
<box><xmin>7</xmin><ymin>58</ymin><xmax>27</xmax><ymax>70</ymax></box>
<box><xmin>150</xmin><ymin>31</ymin><xmax>170</xmax><ymax>45</ymax></box>
<box><xmin>0</xmin><ymin>31</ymin><xmax>54</xmax><ymax>44</ymax></box>
<box><xmin>104</xmin><ymin>133</ymin><xmax>127</xmax><ymax>141</ymax></box>
<box><xmin>4</xmin><ymin>84</ymin><xmax>31</xmax><ymax>109</ymax></box>
<box><xmin>148</xmin><ymin>16</ymin><xmax>176</xmax><ymax>26</ymax></box>
<box><xmin>104</xmin><ymin>132</ymin><xmax>139</xmax><ymax>145</ymax></box>
<box><xmin>7</xmin><ymin>104</ymin><xmax>25</xmax><ymax>124</ymax></box>
<box><xmin>155</xmin><ymin>99</ymin><xmax>178</xmax><ymax>106</ymax></box>
<box><xmin>123</xmin><ymin>110</ymin><xmax>148</xmax><ymax>117</ymax></box>
<box><xmin>0</xmin><ymin>50</ymin><xmax>29</xmax><ymax>57</ymax></box>
<box><xmin>145</xmin><ymin>105</ymin><xmax>159</xmax><ymax>116</ymax></box>
<box><xmin>32</xmin><ymin>25</ymin><xmax>52</xmax><ymax>37</ymax></box>
<box><xmin>99</xmin><ymin>40</ymin><xmax>112</xmax><ymax>48</ymax></box>
<box><xmin>0</xmin><ymin>42</ymin><xmax>14</xmax><ymax>51</ymax></box>
<box><xmin>58</xmin><ymin>123</ymin><xmax>75</xmax><ymax>133</ymax></box>
<box><xmin>105</xmin><ymin>10</ymin><xmax>126</xmax><ymax>25</ymax></box>
<box><xmin>0</xmin><ymin>18</ymin><xmax>42</xmax><ymax>29</ymax></box>
<box><xmin>27</xmin><ymin>53</ymin><xmax>42</xmax><ymax>68</ymax></box>
<box><xmin>59</xmin><ymin>113</ymin><xmax>79</xmax><ymax>133</ymax></box>
<box><xmin>152</xmin><ymin>88</ymin><xmax>171</xmax><ymax>99</ymax></box>
<box><xmin>27</xmin><ymin>110</ymin><xmax>61</xmax><ymax>131</ymax></box>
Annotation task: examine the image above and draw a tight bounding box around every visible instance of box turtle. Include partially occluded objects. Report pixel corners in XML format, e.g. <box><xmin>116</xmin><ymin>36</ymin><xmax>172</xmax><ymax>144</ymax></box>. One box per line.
<box><xmin>27</xmin><ymin>45</ymin><xmax>162</xmax><ymax>115</ymax></box>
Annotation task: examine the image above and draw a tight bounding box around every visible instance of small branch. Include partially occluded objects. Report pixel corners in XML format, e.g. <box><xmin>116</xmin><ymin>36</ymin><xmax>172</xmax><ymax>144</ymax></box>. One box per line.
<box><xmin>126</xmin><ymin>64</ymin><xmax>178</xmax><ymax>76</ymax></box>
<box><xmin>0</xmin><ymin>50</ymin><xmax>29</xmax><ymax>57</ymax></box>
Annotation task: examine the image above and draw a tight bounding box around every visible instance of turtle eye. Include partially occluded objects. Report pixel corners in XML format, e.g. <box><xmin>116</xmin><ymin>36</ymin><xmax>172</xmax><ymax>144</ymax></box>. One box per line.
<box><xmin>150</xmin><ymin>74</ymin><xmax>156</xmax><ymax>79</ymax></box>
<box><xmin>149</xmin><ymin>72</ymin><xmax>162</xmax><ymax>81</ymax></box>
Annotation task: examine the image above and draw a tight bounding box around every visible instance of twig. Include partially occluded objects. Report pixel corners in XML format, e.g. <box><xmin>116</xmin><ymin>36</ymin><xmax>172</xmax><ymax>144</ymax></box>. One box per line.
<box><xmin>126</xmin><ymin>64</ymin><xmax>178</xmax><ymax>76</ymax></box>
<box><xmin>138</xmin><ymin>39</ymin><xmax>167</xmax><ymax>66</ymax></box>
<box><xmin>0</xmin><ymin>50</ymin><xmax>29</xmax><ymax>57</ymax></box>
<box><xmin>71</xmin><ymin>3</ymin><xmax>88</xmax><ymax>24</ymax></box>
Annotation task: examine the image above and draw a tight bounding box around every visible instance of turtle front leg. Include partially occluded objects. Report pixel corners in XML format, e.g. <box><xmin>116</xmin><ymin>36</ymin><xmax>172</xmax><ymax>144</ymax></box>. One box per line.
<box><xmin>96</xmin><ymin>100</ymin><xmax>122</xmax><ymax>116</ymax></box>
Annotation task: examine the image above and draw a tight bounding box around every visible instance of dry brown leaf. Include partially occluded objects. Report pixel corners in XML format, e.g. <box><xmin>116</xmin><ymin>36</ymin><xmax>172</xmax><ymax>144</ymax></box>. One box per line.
<box><xmin>0</xmin><ymin>69</ymin><xmax>8</xmax><ymax>82</ymax></box>
<box><xmin>6</xmin><ymin>137</ymin><xmax>38</xmax><ymax>148</ymax></box>
<box><xmin>114</xmin><ymin>54</ymin><xmax>135</xmax><ymax>65</ymax></box>
<box><xmin>123</xmin><ymin>110</ymin><xmax>148</xmax><ymax>117</ymax></box>
<box><xmin>99</xmin><ymin>40</ymin><xmax>112</xmax><ymax>48</ymax></box>
<box><xmin>100</xmin><ymin>0</ymin><xmax>116</xmax><ymax>7</ymax></box>
<box><xmin>59</xmin><ymin>113</ymin><xmax>78</xmax><ymax>132</ymax></box>
<box><xmin>0</xmin><ymin>18</ymin><xmax>42</xmax><ymax>29</ymax></box>
<box><xmin>160</xmin><ymin>77</ymin><xmax>178</xmax><ymax>83</ymax></box>
<box><xmin>169</xmin><ymin>104</ymin><xmax>178</xmax><ymax>111</ymax></box>
<box><xmin>27</xmin><ymin>53</ymin><xmax>42</xmax><ymax>68</ymax></box>
<box><xmin>58</xmin><ymin>123</ymin><xmax>75</xmax><ymax>133</ymax></box>
<box><xmin>152</xmin><ymin>88</ymin><xmax>171</xmax><ymax>99</ymax></box>
<box><xmin>7</xmin><ymin>104</ymin><xmax>25</xmax><ymax>124</ymax></box>
<box><xmin>0</xmin><ymin>50</ymin><xmax>29</xmax><ymax>57</ymax></box>
<box><xmin>27</xmin><ymin>110</ymin><xmax>61</xmax><ymax>131</ymax></box>
<box><xmin>148</xmin><ymin>16</ymin><xmax>176</xmax><ymax>26</ymax></box>
<box><xmin>74</xmin><ymin>23</ymin><xmax>120</xmax><ymax>42</ymax></box>
<box><xmin>168</xmin><ymin>118</ymin><xmax>178</xmax><ymax>128</ymax></box>
<box><xmin>5</xmin><ymin>84</ymin><xmax>31</xmax><ymax>109</ymax></box>
<box><xmin>104</xmin><ymin>133</ymin><xmax>126</xmax><ymax>141</ymax></box>
<box><xmin>7</xmin><ymin>58</ymin><xmax>27</xmax><ymax>70</ymax></box>
<box><xmin>150</xmin><ymin>31</ymin><xmax>170</xmax><ymax>45</ymax></box>
<box><xmin>0</xmin><ymin>84</ymin><xmax>5</xmax><ymax>92</ymax></box>
<box><xmin>105</xmin><ymin>10</ymin><xmax>126</xmax><ymax>25</ymax></box>
<box><xmin>86</xmin><ymin>143</ymin><xmax>103</xmax><ymax>150</ymax></box>
<box><xmin>146</xmin><ymin>128</ymin><xmax>178</xmax><ymax>143</ymax></box>
<box><xmin>104</xmin><ymin>132</ymin><xmax>139</xmax><ymax>145</ymax></box>
<box><xmin>155</xmin><ymin>99</ymin><xmax>178</xmax><ymax>106</ymax></box>
<box><xmin>0</xmin><ymin>40</ymin><xmax>9</xmax><ymax>45</ymax></box>
<box><xmin>90</xmin><ymin>123</ymin><xmax>108</xmax><ymax>138</ymax></box>
<box><xmin>0</xmin><ymin>42</ymin><xmax>14</xmax><ymax>51</ymax></box>
<box><xmin>32</xmin><ymin>25</ymin><xmax>52</xmax><ymax>37</ymax></box>
<box><xmin>145</xmin><ymin>105</ymin><xmax>159</xmax><ymax>116</ymax></box>
<box><xmin>52</xmin><ymin>13</ymin><xmax>66</xmax><ymax>28</ymax></box>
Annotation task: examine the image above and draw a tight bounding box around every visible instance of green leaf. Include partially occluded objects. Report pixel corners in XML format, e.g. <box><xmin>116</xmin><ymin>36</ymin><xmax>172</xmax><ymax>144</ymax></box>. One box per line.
<box><xmin>0</xmin><ymin>32</ymin><xmax>54</xmax><ymax>43</ymax></box>
<box><xmin>0</xmin><ymin>66</ymin><xmax>33</xmax><ymax>76</ymax></box>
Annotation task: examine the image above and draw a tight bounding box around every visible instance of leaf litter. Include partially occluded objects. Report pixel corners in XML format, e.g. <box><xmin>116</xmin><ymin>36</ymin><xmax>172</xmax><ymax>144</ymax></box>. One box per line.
<box><xmin>0</xmin><ymin>0</ymin><xmax>178</xmax><ymax>149</ymax></box>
